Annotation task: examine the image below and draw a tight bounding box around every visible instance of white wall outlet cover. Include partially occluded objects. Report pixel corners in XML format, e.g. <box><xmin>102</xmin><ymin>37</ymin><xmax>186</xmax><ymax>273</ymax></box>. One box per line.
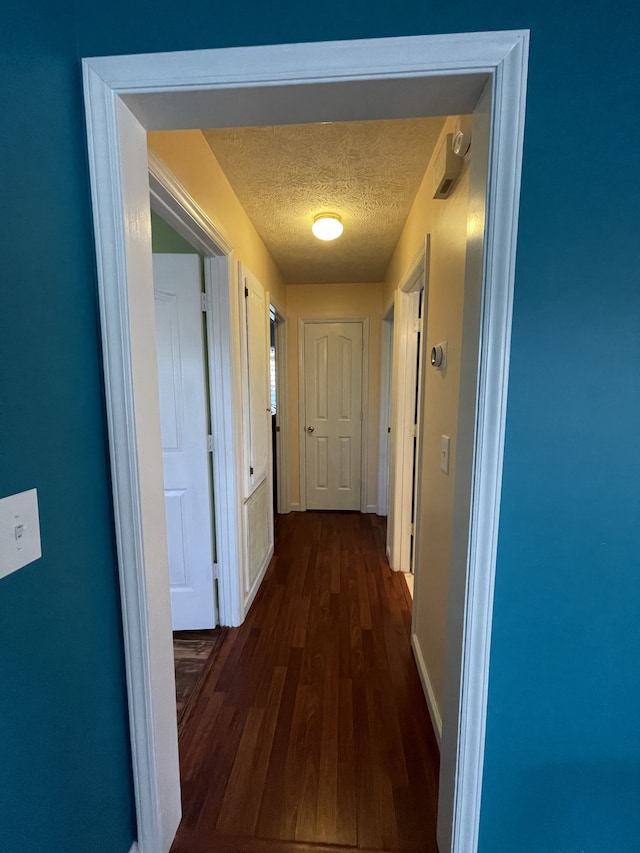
<box><xmin>0</xmin><ymin>489</ymin><xmax>42</xmax><ymax>580</ymax></box>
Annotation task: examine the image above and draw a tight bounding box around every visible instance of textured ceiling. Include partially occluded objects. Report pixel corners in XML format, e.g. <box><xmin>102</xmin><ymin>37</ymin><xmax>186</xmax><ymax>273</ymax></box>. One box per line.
<box><xmin>203</xmin><ymin>117</ymin><xmax>446</xmax><ymax>284</ymax></box>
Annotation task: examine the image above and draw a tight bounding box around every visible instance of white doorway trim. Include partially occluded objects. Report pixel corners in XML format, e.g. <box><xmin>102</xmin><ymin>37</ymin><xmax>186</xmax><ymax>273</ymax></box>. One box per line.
<box><xmin>298</xmin><ymin>316</ymin><xmax>370</xmax><ymax>513</ymax></box>
<box><xmin>387</xmin><ymin>240</ymin><xmax>429</xmax><ymax>573</ymax></box>
<box><xmin>82</xmin><ymin>30</ymin><xmax>529</xmax><ymax>853</ymax></box>
<box><xmin>377</xmin><ymin>306</ymin><xmax>394</xmax><ymax>517</ymax></box>
<box><xmin>267</xmin><ymin>296</ymin><xmax>289</xmax><ymax>515</ymax></box>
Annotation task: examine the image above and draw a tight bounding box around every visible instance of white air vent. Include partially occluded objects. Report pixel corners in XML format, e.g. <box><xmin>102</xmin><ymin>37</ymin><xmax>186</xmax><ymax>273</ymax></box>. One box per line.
<box><xmin>433</xmin><ymin>133</ymin><xmax>463</xmax><ymax>199</ymax></box>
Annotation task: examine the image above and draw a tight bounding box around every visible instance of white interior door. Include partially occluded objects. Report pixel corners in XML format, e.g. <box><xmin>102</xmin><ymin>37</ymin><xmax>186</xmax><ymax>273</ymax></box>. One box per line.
<box><xmin>304</xmin><ymin>321</ymin><xmax>363</xmax><ymax>510</ymax></box>
<box><xmin>153</xmin><ymin>253</ymin><xmax>217</xmax><ymax>630</ymax></box>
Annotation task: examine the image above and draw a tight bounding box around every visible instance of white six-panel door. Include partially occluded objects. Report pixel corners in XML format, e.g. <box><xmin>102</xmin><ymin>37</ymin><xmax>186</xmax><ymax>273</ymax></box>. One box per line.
<box><xmin>153</xmin><ymin>253</ymin><xmax>217</xmax><ymax>630</ymax></box>
<box><xmin>304</xmin><ymin>321</ymin><xmax>363</xmax><ymax>510</ymax></box>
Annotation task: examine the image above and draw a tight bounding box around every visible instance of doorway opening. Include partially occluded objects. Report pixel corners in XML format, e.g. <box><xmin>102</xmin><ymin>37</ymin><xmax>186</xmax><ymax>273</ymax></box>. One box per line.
<box><xmin>270</xmin><ymin>310</ymin><xmax>278</xmax><ymax>520</ymax></box>
<box><xmin>377</xmin><ymin>307</ymin><xmax>394</xmax><ymax>522</ymax></box>
<box><xmin>387</xmin><ymin>242</ymin><xmax>429</xmax><ymax>581</ymax></box>
<box><xmin>149</xmin><ymin>209</ymin><xmax>229</xmax><ymax>732</ymax></box>
<box><xmin>83</xmin><ymin>30</ymin><xmax>529</xmax><ymax>853</ymax></box>
<box><xmin>269</xmin><ymin>300</ymin><xmax>289</xmax><ymax>518</ymax></box>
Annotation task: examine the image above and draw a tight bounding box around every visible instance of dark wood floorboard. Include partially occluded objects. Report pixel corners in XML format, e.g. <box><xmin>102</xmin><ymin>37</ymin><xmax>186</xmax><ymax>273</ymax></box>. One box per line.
<box><xmin>171</xmin><ymin>512</ymin><xmax>439</xmax><ymax>853</ymax></box>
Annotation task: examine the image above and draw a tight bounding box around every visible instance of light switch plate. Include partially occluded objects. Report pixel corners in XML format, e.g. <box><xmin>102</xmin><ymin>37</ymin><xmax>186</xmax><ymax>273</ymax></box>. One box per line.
<box><xmin>0</xmin><ymin>489</ymin><xmax>42</xmax><ymax>580</ymax></box>
<box><xmin>440</xmin><ymin>435</ymin><xmax>451</xmax><ymax>475</ymax></box>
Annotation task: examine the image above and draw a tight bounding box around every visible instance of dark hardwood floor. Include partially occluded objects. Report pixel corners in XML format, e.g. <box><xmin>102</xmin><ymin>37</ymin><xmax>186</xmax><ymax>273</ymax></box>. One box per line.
<box><xmin>171</xmin><ymin>512</ymin><xmax>439</xmax><ymax>853</ymax></box>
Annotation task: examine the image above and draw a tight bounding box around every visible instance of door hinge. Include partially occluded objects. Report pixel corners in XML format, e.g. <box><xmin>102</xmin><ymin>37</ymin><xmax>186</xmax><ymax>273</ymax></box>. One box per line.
<box><xmin>410</xmin><ymin>523</ymin><xmax>415</xmax><ymax>536</ymax></box>
<box><xmin>201</xmin><ymin>292</ymin><xmax>207</xmax><ymax>312</ymax></box>
<box><xmin>413</xmin><ymin>317</ymin><xmax>423</xmax><ymax>333</ymax></box>
<box><xmin>244</xmin><ymin>285</ymin><xmax>249</xmax><ymax>298</ymax></box>
<box><xmin>411</xmin><ymin>424</ymin><xmax>417</xmax><ymax>437</ymax></box>
<box><xmin>250</xmin><ymin>465</ymin><xmax>254</xmax><ymax>475</ymax></box>
<box><xmin>207</xmin><ymin>434</ymin><xmax>214</xmax><ymax>452</ymax></box>
<box><xmin>212</xmin><ymin>563</ymin><xmax>219</xmax><ymax>580</ymax></box>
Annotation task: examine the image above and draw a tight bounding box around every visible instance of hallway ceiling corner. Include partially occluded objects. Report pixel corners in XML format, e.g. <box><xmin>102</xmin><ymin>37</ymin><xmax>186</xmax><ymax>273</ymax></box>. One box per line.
<box><xmin>202</xmin><ymin>117</ymin><xmax>446</xmax><ymax>284</ymax></box>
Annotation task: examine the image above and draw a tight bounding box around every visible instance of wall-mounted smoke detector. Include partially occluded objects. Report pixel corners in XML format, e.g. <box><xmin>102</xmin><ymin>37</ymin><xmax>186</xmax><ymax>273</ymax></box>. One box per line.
<box><xmin>433</xmin><ymin>133</ymin><xmax>463</xmax><ymax>199</ymax></box>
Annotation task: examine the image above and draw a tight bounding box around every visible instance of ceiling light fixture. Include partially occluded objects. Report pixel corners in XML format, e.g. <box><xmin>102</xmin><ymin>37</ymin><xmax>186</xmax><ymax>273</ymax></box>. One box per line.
<box><xmin>312</xmin><ymin>213</ymin><xmax>343</xmax><ymax>241</ymax></box>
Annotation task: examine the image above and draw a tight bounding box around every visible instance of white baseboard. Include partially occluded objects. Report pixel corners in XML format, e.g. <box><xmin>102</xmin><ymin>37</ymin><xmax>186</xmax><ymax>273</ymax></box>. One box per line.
<box><xmin>411</xmin><ymin>632</ymin><xmax>443</xmax><ymax>746</ymax></box>
<box><xmin>288</xmin><ymin>502</ymin><xmax>302</xmax><ymax>512</ymax></box>
<box><xmin>365</xmin><ymin>503</ymin><xmax>378</xmax><ymax>514</ymax></box>
<box><xmin>243</xmin><ymin>544</ymin><xmax>273</xmax><ymax>616</ymax></box>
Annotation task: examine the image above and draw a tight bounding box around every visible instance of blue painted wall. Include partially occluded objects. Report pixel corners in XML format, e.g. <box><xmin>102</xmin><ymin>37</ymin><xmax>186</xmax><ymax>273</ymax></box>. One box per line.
<box><xmin>0</xmin><ymin>2</ymin><xmax>135</xmax><ymax>852</ymax></box>
<box><xmin>1</xmin><ymin>0</ymin><xmax>638</xmax><ymax>850</ymax></box>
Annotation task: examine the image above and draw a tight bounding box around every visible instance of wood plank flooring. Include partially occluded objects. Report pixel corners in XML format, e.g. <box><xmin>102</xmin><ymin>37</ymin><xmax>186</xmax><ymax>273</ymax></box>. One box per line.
<box><xmin>171</xmin><ymin>512</ymin><xmax>439</xmax><ymax>853</ymax></box>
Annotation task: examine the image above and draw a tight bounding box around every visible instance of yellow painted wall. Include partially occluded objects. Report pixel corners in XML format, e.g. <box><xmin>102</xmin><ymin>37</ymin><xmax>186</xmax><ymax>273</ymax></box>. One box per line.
<box><xmin>147</xmin><ymin>130</ymin><xmax>286</xmax><ymax>307</ymax></box>
<box><xmin>285</xmin><ymin>283</ymin><xmax>383</xmax><ymax>511</ymax></box>
<box><xmin>385</xmin><ymin>117</ymin><xmax>471</xmax><ymax>719</ymax></box>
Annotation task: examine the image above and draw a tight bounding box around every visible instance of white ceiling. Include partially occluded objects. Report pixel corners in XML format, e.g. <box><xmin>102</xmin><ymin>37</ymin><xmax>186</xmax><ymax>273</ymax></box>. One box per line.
<box><xmin>203</xmin><ymin>117</ymin><xmax>446</xmax><ymax>283</ymax></box>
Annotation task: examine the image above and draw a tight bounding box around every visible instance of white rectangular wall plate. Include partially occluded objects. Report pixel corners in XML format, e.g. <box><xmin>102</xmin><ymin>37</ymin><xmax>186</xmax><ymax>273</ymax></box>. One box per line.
<box><xmin>0</xmin><ymin>489</ymin><xmax>42</xmax><ymax>580</ymax></box>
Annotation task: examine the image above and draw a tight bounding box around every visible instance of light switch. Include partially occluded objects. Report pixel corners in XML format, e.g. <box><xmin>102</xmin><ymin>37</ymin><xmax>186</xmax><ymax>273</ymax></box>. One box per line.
<box><xmin>440</xmin><ymin>435</ymin><xmax>451</xmax><ymax>475</ymax></box>
<box><xmin>0</xmin><ymin>489</ymin><xmax>42</xmax><ymax>580</ymax></box>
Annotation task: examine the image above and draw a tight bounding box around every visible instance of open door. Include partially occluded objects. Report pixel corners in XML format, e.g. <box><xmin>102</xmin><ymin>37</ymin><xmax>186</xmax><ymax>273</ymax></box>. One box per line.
<box><xmin>153</xmin><ymin>253</ymin><xmax>217</xmax><ymax>629</ymax></box>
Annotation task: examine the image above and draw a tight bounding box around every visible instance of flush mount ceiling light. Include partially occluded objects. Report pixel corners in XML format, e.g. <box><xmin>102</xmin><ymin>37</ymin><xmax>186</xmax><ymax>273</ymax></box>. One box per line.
<box><xmin>312</xmin><ymin>213</ymin><xmax>343</xmax><ymax>241</ymax></box>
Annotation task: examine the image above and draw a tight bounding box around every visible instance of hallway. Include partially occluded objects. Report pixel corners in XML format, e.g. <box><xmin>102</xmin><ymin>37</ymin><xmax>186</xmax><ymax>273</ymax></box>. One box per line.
<box><xmin>171</xmin><ymin>512</ymin><xmax>440</xmax><ymax>853</ymax></box>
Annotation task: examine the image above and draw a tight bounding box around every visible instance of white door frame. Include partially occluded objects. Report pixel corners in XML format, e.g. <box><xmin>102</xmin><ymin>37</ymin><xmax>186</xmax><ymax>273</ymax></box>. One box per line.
<box><xmin>377</xmin><ymin>306</ymin><xmax>394</xmax><ymax>517</ymax></box>
<box><xmin>268</xmin><ymin>296</ymin><xmax>289</xmax><ymax>515</ymax></box>
<box><xmin>82</xmin><ymin>30</ymin><xmax>529</xmax><ymax>853</ymax></box>
<box><xmin>387</xmin><ymin>240</ymin><xmax>429</xmax><ymax>573</ymax></box>
<box><xmin>298</xmin><ymin>316</ymin><xmax>369</xmax><ymax>513</ymax></box>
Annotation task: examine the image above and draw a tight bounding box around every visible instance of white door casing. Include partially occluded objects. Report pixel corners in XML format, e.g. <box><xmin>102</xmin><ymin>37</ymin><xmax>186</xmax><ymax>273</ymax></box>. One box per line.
<box><xmin>433</xmin><ymin>78</ymin><xmax>496</xmax><ymax>853</ymax></box>
<box><xmin>241</xmin><ymin>265</ymin><xmax>270</xmax><ymax>496</ymax></box>
<box><xmin>304</xmin><ymin>321</ymin><xmax>363</xmax><ymax>511</ymax></box>
<box><xmin>239</xmin><ymin>264</ymin><xmax>274</xmax><ymax>611</ymax></box>
<box><xmin>268</xmin><ymin>296</ymin><xmax>289</xmax><ymax>515</ymax></box>
<box><xmin>377</xmin><ymin>312</ymin><xmax>394</xmax><ymax>518</ymax></box>
<box><xmin>409</xmin><ymin>288</ymin><xmax>426</xmax><ymax>575</ymax></box>
<box><xmin>83</xmin><ymin>31</ymin><xmax>529</xmax><ymax>853</ymax></box>
<box><xmin>387</xmin><ymin>242</ymin><xmax>428</xmax><ymax>572</ymax></box>
<box><xmin>400</xmin><ymin>290</ymin><xmax>422</xmax><ymax>574</ymax></box>
<box><xmin>153</xmin><ymin>253</ymin><xmax>217</xmax><ymax>630</ymax></box>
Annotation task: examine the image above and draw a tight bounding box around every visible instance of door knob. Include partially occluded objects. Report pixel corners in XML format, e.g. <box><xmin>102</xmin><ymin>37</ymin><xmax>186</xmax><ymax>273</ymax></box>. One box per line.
<box><xmin>307</xmin><ymin>425</ymin><xmax>314</xmax><ymax>433</ymax></box>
